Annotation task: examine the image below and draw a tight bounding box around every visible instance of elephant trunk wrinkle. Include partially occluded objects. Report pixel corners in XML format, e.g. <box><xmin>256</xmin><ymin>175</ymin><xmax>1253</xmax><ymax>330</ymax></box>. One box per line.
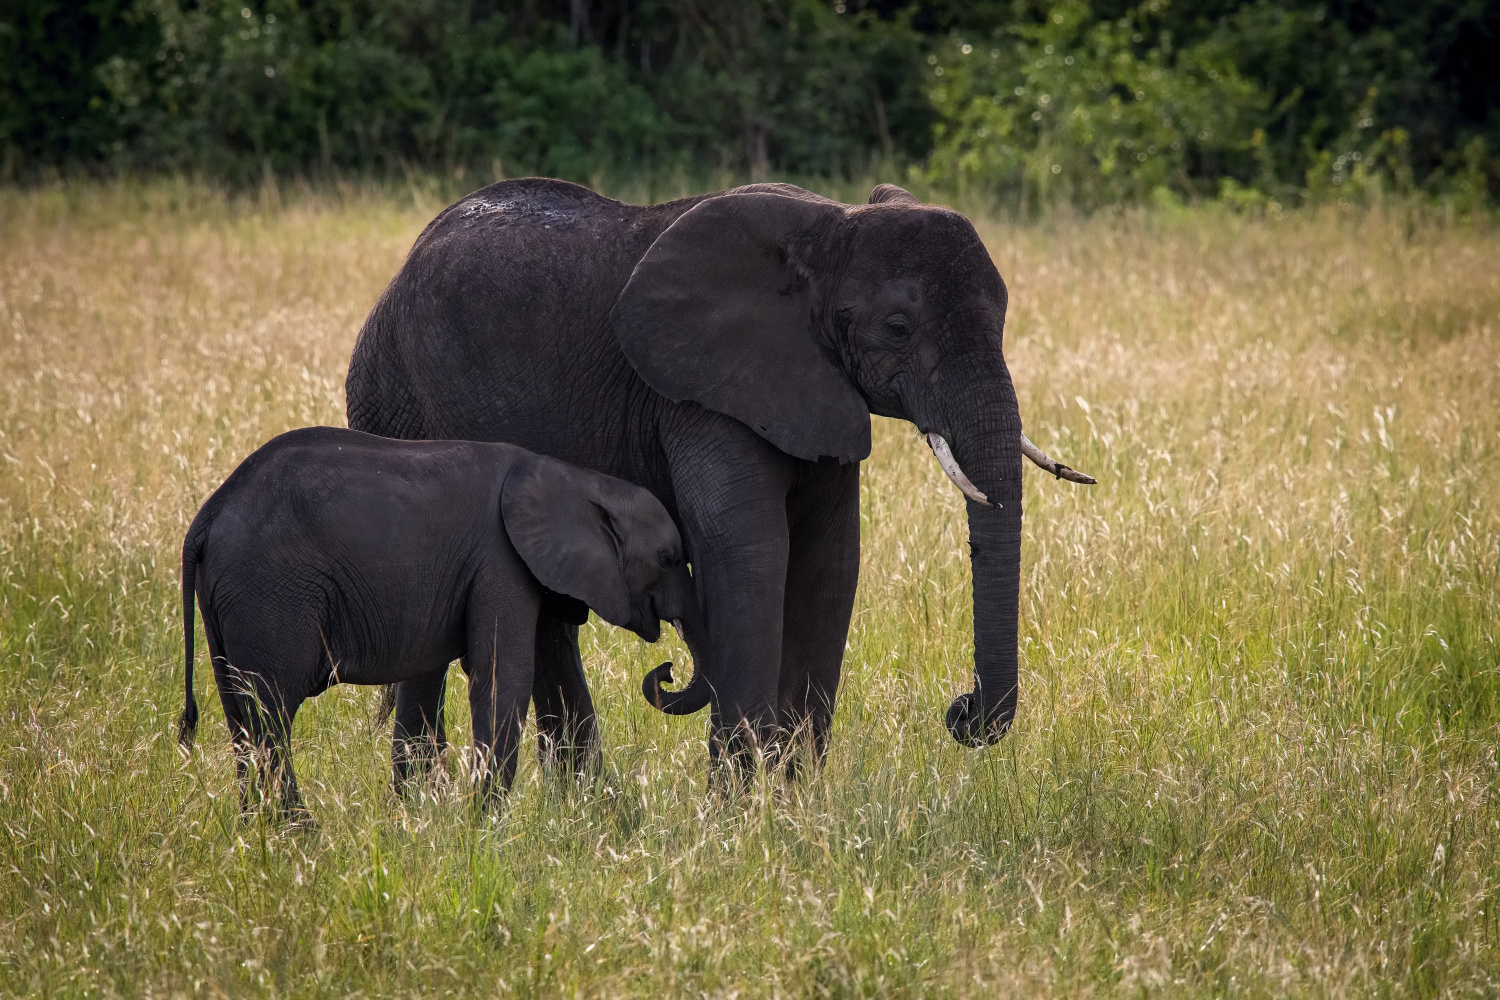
<box><xmin>938</xmin><ymin>380</ymin><xmax>1023</xmax><ymax>748</ymax></box>
<box><xmin>954</xmin><ymin>499</ymin><xmax>1022</xmax><ymax>746</ymax></box>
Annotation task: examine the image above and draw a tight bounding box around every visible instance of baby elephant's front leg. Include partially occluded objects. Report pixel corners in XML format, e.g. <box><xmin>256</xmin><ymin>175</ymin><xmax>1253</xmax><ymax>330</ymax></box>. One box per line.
<box><xmin>391</xmin><ymin>670</ymin><xmax>448</xmax><ymax>794</ymax></box>
<box><xmin>464</xmin><ymin>592</ymin><xmax>536</xmax><ymax>805</ymax></box>
<box><xmin>532</xmin><ymin>615</ymin><xmax>599</xmax><ymax>773</ymax></box>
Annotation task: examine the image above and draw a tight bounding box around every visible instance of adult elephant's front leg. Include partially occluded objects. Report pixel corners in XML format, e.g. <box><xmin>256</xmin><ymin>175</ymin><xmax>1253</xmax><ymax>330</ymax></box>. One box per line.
<box><xmin>779</xmin><ymin>458</ymin><xmax>861</xmax><ymax>775</ymax></box>
<box><xmin>667</xmin><ymin>423</ymin><xmax>795</xmax><ymax>781</ymax></box>
<box><xmin>531</xmin><ymin>615</ymin><xmax>599</xmax><ymax>773</ymax></box>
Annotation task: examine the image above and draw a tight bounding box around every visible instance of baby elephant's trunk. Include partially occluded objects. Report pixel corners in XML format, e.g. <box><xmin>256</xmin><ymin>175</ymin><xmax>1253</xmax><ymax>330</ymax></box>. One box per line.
<box><xmin>642</xmin><ymin>614</ymin><xmax>711</xmax><ymax>715</ymax></box>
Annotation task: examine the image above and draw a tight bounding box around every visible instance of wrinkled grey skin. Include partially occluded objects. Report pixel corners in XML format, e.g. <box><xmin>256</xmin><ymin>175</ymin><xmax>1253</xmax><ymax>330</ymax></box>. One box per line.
<box><xmin>177</xmin><ymin>427</ymin><xmax>701</xmax><ymax>817</ymax></box>
<box><xmin>347</xmin><ymin>180</ymin><xmax>1026</xmax><ymax>776</ymax></box>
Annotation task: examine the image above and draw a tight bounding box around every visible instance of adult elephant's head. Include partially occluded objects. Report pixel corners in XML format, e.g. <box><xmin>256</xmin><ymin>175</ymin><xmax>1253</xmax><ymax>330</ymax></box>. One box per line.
<box><xmin>614</xmin><ymin>182</ymin><xmax>1092</xmax><ymax>746</ymax></box>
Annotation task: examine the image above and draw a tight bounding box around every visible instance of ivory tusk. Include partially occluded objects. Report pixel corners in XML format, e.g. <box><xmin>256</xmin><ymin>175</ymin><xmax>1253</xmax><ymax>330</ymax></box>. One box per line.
<box><xmin>671</xmin><ymin>619</ymin><xmax>685</xmax><ymax>641</ymax></box>
<box><xmin>1020</xmin><ymin>433</ymin><xmax>1097</xmax><ymax>485</ymax></box>
<box><xmin>926</xmin><ymin>432</ymin><xmax>992</xmax><ymax>506</ymax></box>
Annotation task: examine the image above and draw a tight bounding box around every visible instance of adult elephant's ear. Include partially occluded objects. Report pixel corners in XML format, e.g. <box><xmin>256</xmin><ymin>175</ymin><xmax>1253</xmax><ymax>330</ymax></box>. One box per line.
<box><xmin>614</xmin><ymin>190</ymin><xmax>871</xmax><ymax>463</ymax></box>
<box><xmin>501</xmin><ymin>455</ymin><xmax>633</xmax><ymax>629</ymax></box>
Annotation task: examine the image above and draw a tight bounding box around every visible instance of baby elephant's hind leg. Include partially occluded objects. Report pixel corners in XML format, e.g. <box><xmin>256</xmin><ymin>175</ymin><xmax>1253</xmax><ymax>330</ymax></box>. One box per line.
<box><xmin>212</xmin><ymin>655</ymin><xmax>311</xmax><ymax>826</ymax></box>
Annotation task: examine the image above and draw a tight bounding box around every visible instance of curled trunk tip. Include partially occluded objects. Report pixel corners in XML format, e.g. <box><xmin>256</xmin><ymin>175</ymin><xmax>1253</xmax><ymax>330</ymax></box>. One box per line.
<box><xmin>641</xmin><ymin>661</ymin><xmax>710</xmax><ymax>715</ymax></box>
<box><xmin>640</xmin><ymin>618</ymin><xmax>711</xmax><ymax>715</ymax></box>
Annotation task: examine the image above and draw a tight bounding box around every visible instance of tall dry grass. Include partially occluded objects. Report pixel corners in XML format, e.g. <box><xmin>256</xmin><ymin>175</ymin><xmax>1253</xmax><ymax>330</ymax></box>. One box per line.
<box><xmin>0</xmin><ymin>181</ymin><xmax>1496</xmax><ymax>997</ymax></box>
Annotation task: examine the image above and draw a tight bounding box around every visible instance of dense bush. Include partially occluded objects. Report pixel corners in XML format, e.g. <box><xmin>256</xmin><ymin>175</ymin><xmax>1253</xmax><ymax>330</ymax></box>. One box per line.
<box><xmin>27</xmin><ymin>1</ymin><xmax>668</xmax><ymax>180</ymax></box>
<box><xmin>925</xmin><ymin>1</ymin><xmax>1267</xmax><ymax>209</ymax></box>
<box><xmin>1</xmin><ymin>0</ymin><xmax>933</xmax><ymax>183</ymax></box>
<box><xmin>2</xmin><ymin>0</ymin><xmax>1496</xmax><ymax>206</ymax></box>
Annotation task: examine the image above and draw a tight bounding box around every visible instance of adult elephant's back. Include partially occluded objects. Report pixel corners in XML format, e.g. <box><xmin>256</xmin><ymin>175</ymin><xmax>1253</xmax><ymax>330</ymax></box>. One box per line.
<box><xmin>346</xmin><ymin>178</ymin><xmax>694</xmax><ymax>470</ymax></box>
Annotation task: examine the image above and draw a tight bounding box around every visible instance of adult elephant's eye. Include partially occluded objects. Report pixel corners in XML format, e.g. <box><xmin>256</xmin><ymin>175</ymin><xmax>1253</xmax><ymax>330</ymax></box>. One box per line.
<box><xmin>883</xmin><ymin>315</ymin><xmax>913</xmax><ymax>342</ymax></box>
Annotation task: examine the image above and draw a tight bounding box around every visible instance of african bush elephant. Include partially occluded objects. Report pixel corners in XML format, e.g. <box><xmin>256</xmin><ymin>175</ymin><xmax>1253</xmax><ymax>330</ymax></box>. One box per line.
<box><xmin>346</xmin><ymin>180</ymin><xmax>1091</xmax><ymax>775</ymax></box>
<box><xmin>177</xmin><ymin>427</ymin><xmax>702</xmax><ymax>818</ymax></box>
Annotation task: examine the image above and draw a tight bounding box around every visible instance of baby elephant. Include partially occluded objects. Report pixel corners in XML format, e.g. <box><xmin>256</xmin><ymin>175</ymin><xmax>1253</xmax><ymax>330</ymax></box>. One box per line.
<box><xmin>178</xmin><ymin>427</ymin><xmax>701</xmax><ymax>819</ymax></box>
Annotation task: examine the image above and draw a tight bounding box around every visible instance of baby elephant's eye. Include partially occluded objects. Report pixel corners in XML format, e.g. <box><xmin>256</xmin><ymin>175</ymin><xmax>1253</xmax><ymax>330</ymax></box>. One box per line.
<box><xmin>658</xmin><ymin>547</ymin><xmax>679</xmax><ymax>569</ymax></box>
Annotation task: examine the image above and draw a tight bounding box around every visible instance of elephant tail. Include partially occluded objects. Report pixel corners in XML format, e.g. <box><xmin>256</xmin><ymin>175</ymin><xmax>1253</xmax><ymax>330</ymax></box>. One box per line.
<box><xmin>373</xmin><ymin>683</ymin><xmax>397</xmax><ymax>726</ymax></box>
<box><xmin>178</xmin><ymin>524</ymin><xmax>204</xmax><ymax>749</ymax></box>
<box><xmin>640</xmin><ymin>661</ymin><xmax>711</xmax><ymax>716</ymax></box>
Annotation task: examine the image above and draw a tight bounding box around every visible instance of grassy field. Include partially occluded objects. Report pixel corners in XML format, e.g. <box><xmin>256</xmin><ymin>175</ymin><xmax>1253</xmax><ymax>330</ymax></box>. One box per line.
<box><xmin>0</xmin><ymin>181</ymin><xmax>1496</xmax><ymax>998</ymax></box>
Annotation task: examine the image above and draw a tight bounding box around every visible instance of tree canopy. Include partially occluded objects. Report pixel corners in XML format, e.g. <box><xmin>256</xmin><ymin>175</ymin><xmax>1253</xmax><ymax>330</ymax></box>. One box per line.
<box><xmin>3</xmin><ymin>1</ymin><xmax>1496</xmax><ymax>207</ymax></box>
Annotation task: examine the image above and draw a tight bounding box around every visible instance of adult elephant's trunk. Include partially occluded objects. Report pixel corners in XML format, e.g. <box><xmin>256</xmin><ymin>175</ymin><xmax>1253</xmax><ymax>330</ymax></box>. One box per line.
<box><xmin>929</xmin><ymin>374</ymin><xmax>1025</xmax><ymax>746</ymax></box>
<box><xmin>948</xmin><ymin>491</ymin><xmax>1023</xmax><ymax>744</ymax></box>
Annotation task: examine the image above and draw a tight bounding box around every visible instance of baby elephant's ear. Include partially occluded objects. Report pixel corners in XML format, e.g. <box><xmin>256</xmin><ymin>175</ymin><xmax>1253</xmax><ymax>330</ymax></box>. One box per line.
<box><xmin>501</xmin><ymin>455</ymin><xmax>633</xmax><ymax>628</ymax></box>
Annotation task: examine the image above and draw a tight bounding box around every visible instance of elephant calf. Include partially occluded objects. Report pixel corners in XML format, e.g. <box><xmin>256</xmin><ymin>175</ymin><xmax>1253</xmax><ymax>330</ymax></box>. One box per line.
<box><xmin>177</xmin><ymin>426</ymin><xmax>701</xmax><ymax>820</ymax></box>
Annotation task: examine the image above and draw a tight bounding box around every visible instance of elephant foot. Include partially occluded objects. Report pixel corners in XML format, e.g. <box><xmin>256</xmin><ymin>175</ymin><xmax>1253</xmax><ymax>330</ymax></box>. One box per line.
<box><xmin>392</xmin><ymin>733</ymin><xmax>450</xmax><ymax>799</ymax></box>
<box><xmin>285</xmin><ymin>807</ymin><xmax>321</xmax><ymax>833</ymax></box>
<box><xmin>537</xmin><ymin>726</ymin><xmax>601</xmax><ymax>778</ymax></box>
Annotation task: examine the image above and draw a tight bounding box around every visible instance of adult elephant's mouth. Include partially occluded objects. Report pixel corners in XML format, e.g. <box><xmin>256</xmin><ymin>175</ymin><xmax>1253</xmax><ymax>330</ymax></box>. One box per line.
<box><xmin>927</xmin><ymin>430</ymin><xmax>1096</xmax><ymax>501</ymax></box>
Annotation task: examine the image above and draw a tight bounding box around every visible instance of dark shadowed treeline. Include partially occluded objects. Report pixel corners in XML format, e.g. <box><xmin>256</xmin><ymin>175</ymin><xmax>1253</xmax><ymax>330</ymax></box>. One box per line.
<box><xmin>3</xmin><ymin>1</ymin><xmax>1497</xmax><ymax>208</ymax></box>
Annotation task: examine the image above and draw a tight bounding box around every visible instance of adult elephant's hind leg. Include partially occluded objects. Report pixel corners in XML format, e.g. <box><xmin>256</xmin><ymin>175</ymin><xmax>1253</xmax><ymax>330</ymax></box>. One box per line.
<box><xmin>531</xmin><ymin>615</ymin><xmax>599</xmax><ymax>774</ymax></box>
<box><xmin>779</xmin><ymin>459</ymin><xmax>861</xmax><ymax>778</ymax></box>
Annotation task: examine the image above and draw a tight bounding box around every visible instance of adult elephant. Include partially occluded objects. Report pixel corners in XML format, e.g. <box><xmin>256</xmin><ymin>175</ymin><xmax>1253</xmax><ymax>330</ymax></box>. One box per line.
<box><xmin>346</xmin><ymin>179</ymin><xmax>1092</xmax><ymax>776</ymax></box>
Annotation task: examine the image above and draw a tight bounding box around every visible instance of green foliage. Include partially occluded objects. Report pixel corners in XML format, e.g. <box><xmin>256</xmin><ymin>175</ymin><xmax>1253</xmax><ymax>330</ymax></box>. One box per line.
<box><xmin>924</xmin><ymin>0</ymin><xmax>1265</xmax><ymax>210</ymax></box>
<box><xmin>657</xmin><ymin>1</ymin><xmax>934</xmax><ymax>176</ymax></box>
<box><xmin>0</xmin><ymin>0</ymin><xmax>158</xmax><ymax>170</ymax></box>
<box><xmin>84</xmin><ymin>0</ymin><xmax>664</xmax><ymax>182</ymax></box>
<box><xmin>1</xmin><ymin>0</ymin><xmax>931</xmax><ymax>184</ymax></box>
<box><xmin>1176</xmin><ymin>0</ymin><xmax>1500</xmax><ymax>204</ymax></box>
<box><xmin>2</xmin><ymin>0</ymin><xmax>1497</xmax><ymax>205</ymax></box>
<box><xmin>920</xmin><ymin>0</ymin><xmax>1500</xmax><ymax>209</ymax></box>
<box><xmin>485</xmin><ymin>44</ymin><xmax>663</xmax><ymax>179</ymax></box>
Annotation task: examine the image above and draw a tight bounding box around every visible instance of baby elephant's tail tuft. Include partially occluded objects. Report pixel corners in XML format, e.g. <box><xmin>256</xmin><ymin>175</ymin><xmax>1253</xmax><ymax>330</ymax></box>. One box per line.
<box><xmin>178</xmin><ymin>530</ymin><xmax>201</xmax><ymax>749</ymax></box>
<box><xmin>373</xmin><ymin>684</ymin><xmax>397</xmax><ymax>727</ymax></box>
